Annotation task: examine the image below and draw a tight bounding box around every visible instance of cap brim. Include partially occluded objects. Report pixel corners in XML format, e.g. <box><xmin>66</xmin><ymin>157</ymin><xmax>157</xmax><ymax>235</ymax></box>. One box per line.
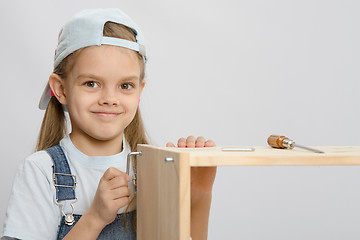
<box><xmin>39</xmin><ymin>83</ymin><xmax>51</xmax><ymax>110</ymax></box>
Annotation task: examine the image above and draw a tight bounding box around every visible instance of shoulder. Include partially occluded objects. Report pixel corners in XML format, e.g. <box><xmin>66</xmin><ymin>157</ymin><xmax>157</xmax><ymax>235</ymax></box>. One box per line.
<box><xmin>19</xmin><ymin>150</ymin><xmax>53</xmax><ymax>179</ymax></box>
<box><xmin>9</xmin><ymin>149</ymin><xmax>55</xmax><ymax>200</ymax></box>
<box><xmin>12</xmin><ymin>149</ymin><xmax>54</xmax><ymax>194</ymax></box>
<box><xmin>26</xmin><ymin>149</ymin><xmax>52</xmax><ymax>163</ymax></box>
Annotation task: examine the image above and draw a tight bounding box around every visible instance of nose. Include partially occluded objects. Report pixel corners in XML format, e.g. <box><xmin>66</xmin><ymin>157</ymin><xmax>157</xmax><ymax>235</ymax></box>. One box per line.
<box><xmin>99</xmin><ymin>88</ymin><xmax>120</xmax><ymax>106</ymax></box>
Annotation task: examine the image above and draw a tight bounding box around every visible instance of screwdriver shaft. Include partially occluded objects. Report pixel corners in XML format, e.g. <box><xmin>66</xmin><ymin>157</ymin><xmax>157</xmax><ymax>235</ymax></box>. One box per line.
<box><xmin>293</xmin><ymin>144</ymin><xmax>324</xmax><ymax>154</ymax></box>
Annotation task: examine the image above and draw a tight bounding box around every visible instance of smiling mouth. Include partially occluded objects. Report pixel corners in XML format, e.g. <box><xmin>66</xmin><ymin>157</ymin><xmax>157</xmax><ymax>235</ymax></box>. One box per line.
<box><xmin>92</xmin><ymin>111</ymin><xmax>122</xmax><ymax>117</ymax></box>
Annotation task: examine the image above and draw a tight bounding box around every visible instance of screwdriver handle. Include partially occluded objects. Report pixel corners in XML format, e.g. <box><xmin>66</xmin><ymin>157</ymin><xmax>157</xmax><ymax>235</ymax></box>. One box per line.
<box><xmin>267</xmin><ymin>135</ymin><xmax>294</xmax><ymax>149</ymax></box>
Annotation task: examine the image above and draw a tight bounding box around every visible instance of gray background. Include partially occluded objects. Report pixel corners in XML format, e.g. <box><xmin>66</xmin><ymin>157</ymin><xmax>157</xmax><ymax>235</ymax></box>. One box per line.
<box><xmin>1</xmin><ymin>0</ymin><xmax>360</xmax><ymax>239</ymax></box>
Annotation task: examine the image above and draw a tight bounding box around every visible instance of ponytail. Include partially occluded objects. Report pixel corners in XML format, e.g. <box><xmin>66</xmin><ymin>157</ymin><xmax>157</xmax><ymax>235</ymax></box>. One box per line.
<box><xmin>36</xmin><ymin>97</ymin><xmax>66</xmax><ymax>151</ymax></box>
<box><xmin>123</xmin><ymin>107</ymin><xmax>148</xmax><ymax>231</ymax></box>
<box><xmin>124</xmin><ymin>108</ymin><xmax>148</xmax><ymax>151</ymax></box>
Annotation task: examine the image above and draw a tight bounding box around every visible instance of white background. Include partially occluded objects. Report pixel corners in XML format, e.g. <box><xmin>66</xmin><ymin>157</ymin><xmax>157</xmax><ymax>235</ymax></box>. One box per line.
<box><xmin>1</xmin><ymin>0</ymin><xmax>359</xmax><ymax>239</ymax></box>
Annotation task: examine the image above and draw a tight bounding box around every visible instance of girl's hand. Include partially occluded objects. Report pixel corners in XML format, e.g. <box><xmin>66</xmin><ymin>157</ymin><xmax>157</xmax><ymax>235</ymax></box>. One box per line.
<box><xmin>166</xmin><ymin>136</ymin><xmax>217</xmax><ymax>200</ymax></box>
<box><xmin>87</xmin><ymin>167</ymin><xmax>131</xmax><ymax>227</ymax></box>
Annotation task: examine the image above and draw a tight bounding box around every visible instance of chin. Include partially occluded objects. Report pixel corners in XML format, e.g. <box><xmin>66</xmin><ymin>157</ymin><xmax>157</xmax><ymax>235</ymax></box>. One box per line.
<box><xmin>89</xmin><ymin>131</ymin><xmax>123</xmax><ymax>142</ymax></box>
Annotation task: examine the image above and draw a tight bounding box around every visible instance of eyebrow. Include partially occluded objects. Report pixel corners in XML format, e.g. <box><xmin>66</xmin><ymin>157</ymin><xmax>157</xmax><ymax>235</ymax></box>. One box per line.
<box><xmin>77</xmin><ymin>74</ymin><xmax>100</xmax><ymax>80</ymax></box>
<box><xmin>77</xmin><ymin>74</ymin><xmax>139</xmax><ymax>82</ymax></box>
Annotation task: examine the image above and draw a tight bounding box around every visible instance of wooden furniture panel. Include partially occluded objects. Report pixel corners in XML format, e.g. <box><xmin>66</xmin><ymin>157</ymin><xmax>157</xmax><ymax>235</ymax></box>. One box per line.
<box><xmin>136</xmin><ymin>145</ymin><xmax>360</xmax><ymax>239</ymax></box>
<box><xmin>137</xmin><ymin>145</ymin><xmax>191</xmax><ymax>240</ymax></box>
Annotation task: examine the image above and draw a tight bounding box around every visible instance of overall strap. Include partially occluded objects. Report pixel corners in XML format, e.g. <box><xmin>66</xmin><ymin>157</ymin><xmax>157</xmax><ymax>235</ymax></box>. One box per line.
<box><xmin>46</xmin><ymin>145</ymin><xmax>77</xmax><ymax>201</ymax></box>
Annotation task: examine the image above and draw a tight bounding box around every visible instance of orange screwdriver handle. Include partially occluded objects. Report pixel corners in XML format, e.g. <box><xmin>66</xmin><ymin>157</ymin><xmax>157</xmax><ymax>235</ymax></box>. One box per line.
<box><xmin>267</xmin><ymin>135</ymin><xmax>289</xmax><ymax>149</ymax></box>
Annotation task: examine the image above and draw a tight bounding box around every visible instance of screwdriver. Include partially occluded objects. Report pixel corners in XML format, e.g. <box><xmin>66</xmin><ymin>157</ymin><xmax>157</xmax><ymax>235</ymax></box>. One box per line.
<box><xmin>267</xmin><ymin>135</ymin><xmax>324</xmax><ymax>154</ymax></box>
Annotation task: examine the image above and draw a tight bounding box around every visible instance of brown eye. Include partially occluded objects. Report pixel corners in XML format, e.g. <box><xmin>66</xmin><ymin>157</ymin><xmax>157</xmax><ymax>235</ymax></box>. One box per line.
<box><xmin>120</xmin><ymin>83</ymin><xmax>133</xmax><ymax>90</ymax></box>
<box><xmin>85</xmin><ymin>81</ymin><xmax>98</xmax><ymax>88</ymax></box>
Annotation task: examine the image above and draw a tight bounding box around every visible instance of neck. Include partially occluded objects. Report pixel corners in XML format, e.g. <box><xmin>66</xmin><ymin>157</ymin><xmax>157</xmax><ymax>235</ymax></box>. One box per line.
<box><xmin>69</xmin><ymin>132</ymin><xmax>124</xmax><ymax>156</ymax></box>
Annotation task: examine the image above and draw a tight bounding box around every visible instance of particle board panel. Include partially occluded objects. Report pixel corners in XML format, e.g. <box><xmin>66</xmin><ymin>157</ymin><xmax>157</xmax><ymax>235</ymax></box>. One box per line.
<box><xmin>137</xmin><ymin>145</ymin><xmax>191</xmax><ymax>240</ymax></box>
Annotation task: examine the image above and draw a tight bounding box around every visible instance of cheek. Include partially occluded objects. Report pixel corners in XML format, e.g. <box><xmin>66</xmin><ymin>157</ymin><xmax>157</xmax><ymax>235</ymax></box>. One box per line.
<box><xmin>122</xmin><ymin>94</ymin><xmax>139</xmax><ymax>108</ymax></box>
<box><xmin>122</xmin><ymin>96</ymin><xmax>139</xmax><ymax>121</ymax></box>
<box><xmin>67</xmin><ymin>92</ymin><xmax>95</xmax><ymax>113</ymax></box>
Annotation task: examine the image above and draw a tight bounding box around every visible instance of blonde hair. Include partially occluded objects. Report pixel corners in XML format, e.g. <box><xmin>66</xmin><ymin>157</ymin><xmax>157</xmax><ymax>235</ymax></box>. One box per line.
<box><xmin>36</xmin><ymin>21</ymin><xmax>148</xmax><ymax>230</ymax></box>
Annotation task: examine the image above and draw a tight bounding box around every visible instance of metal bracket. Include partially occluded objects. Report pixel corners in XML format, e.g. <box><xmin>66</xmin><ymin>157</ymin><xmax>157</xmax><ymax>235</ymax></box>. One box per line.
<box><xmin>127</xmin><ymin>151</ymin><xmax>142</xmax><ymax>191</ymax></box>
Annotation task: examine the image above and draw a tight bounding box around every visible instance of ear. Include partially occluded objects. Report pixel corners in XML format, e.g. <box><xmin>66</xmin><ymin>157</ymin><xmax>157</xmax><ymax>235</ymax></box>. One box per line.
<box><xmin>48</xmin><ymin>73</ymin><xmax>67</xmax><ymax>105</ymax></box>
<box><xmin>139</xmin><ymin>80</ymin><xmax>146</xmax><ymax>95</ymax></box>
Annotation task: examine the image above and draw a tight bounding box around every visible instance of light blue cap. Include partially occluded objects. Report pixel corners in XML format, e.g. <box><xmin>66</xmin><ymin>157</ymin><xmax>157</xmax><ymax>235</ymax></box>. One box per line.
<box><xmin>39</xmin><ymin>8</ymin><xmax>147</xmax><ymax>110</ymax></box>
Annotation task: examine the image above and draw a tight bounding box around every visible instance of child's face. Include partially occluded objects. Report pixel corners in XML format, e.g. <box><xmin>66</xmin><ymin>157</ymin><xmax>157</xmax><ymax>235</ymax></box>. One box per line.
<box><xmin>62</xmin><ymin>45</ymin><xmax>144</xmax><ymax>144</ymax></box>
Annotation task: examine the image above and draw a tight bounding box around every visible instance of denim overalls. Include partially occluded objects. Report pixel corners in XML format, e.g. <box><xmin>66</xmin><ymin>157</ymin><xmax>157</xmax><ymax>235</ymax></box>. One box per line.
<box><xmin>46</xmin><ymin>145</ymin><xmax>136</xmax><ymax>240</ymax></box>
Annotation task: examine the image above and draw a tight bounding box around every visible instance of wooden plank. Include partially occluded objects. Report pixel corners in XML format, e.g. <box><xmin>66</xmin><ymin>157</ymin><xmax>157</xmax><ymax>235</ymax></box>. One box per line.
<box><xmin>189</xmin><ymin>146</ymin><xmax>360</xmax><ymax>166</ymax></box>
<box><xmin>137</xmin><ymin>145</ymin><xmax>191</xmax><ymax>240</ymax></box>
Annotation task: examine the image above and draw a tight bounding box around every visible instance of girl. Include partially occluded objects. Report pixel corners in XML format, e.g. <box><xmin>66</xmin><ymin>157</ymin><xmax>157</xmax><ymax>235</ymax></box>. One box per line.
<box><xmin>1</xmin><ymin>8</ymin><xmax>216</xmax><ymax>240</ymax></box>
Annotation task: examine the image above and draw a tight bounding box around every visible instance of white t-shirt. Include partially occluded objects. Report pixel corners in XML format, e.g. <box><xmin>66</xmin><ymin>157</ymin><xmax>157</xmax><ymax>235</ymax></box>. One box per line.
<box><xmin>1</xmin><ymin>135</ymin><xmax>135</xmax><ymax>240</ymax></box>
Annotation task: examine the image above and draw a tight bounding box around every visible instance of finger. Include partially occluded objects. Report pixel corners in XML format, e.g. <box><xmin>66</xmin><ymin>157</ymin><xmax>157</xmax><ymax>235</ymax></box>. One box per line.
<box><xmin>112</xmin><ymin>186</ymin><xmax>131</xmax><ymax>200</ymax></box>
<box><xmin>108</xmin><ymin>175</ymin><xmax>130</xmax><ymax>190</ymax></box>
<box><xmin>204</xmin><ymin>139</ymin><xmax>216</xmax><ymax>147</ymax></box>
<box><xmin>186</xmin><ymin>136</ymin><xmax>196</xmax><ymax>148</ymax></box>
<box><xmin>113</xmin><ymin>196</ymin><xmax>130</xmax><ymax>208</ymax></box>
<box><xmin>102</xmin><ymin>167</ymin><xmax>129</xmax><ymax>182</ymax></box>
<box><xmin>166</xmin><ymin>142</ymin><xmax>175</xmax><ymax>147</ymax></box>
<box><xmin>177</xmin><ymin>138</ymin><xmax>187</xmax><ymax>148</ymax></box>
<box><xmin>195</xmin><ymin>136</ymin><xmax>206</xmax><ymax>148</ymax></box>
